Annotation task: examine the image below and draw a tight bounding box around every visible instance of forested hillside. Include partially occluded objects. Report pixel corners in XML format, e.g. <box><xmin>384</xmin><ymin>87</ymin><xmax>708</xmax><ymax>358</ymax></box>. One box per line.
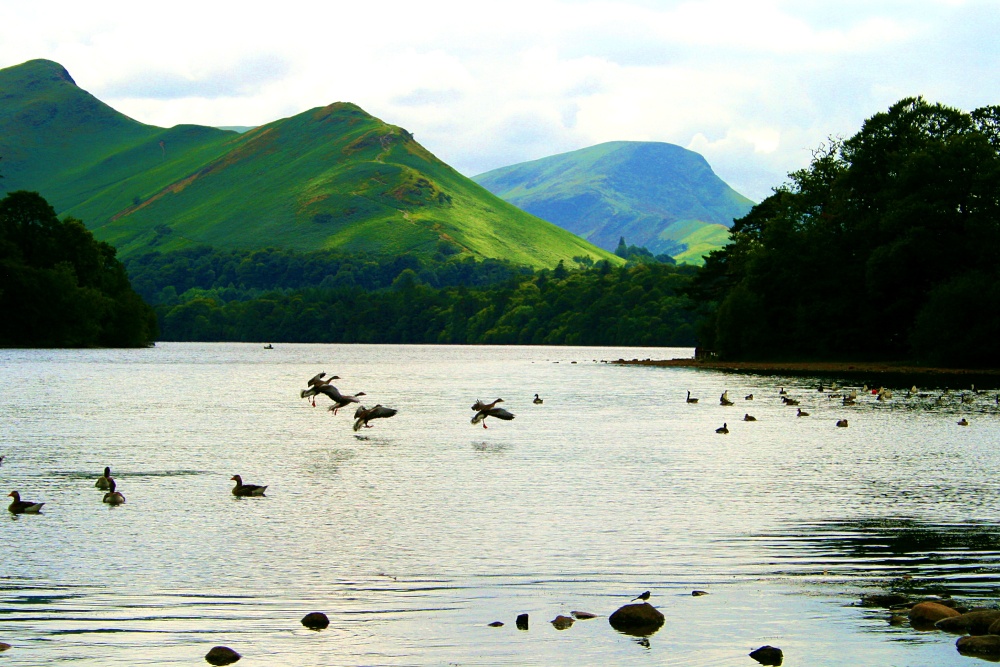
<box><xmin>692</xmin><ymin>97</ymin><xmax>1000</xmax><ymax>367</ymax></box>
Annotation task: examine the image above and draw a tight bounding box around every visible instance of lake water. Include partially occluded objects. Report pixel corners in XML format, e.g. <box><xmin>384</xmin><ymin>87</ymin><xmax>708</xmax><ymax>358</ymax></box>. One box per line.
<box><xmin>2</xmin><ymin>343</ymin><xmax>999</xmax><ymax>666</ymax></box>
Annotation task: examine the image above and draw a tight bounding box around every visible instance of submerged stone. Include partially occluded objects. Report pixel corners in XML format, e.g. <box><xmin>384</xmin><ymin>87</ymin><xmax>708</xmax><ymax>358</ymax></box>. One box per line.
<box><xmin>749</xmin><ymin>645</ymin><xmax>783</xmax><ymax>665</ymax></box>
<box><xmin>957</xmin><ymin>635</ymin><xmax>1000</xmax><ymax>658</ymax></box>
<box><xmin>909</xmin><ymin>601</ymin><xmax>960</xmax><ymax>627</ymax></box>
<box><xmin>205</xmin><ymin>645</ymin><xmax>241</xmax><ymax>665</ymax></box>
<box><xmin>608</xmin><ymin>602</ymin><xmax>664</xmax><ymax>637</ymax></box>
<box><xmin>936</xmin><ymin>610</ymin><xmax>1000</xmax><ymax>635</ymax></box>
<box><xmin>301</xmin><ymin>611</ymin><xmax>329</xmax><ymax>630</ymax></box>
<box><xmin>487</xmin><ymin>621</ymin><xmax>504</xmax><ymax>627</ymax></box>
<box><xmin>551</xmin><ymin>615</ymin><xmax>574</xmax><ymax>630</ymax></box>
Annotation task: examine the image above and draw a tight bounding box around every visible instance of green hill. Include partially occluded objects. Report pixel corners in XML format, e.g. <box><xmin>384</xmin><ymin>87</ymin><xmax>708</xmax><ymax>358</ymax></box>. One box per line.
<box><xmin>472</xmin><ymin>141</ymin><xmax>754</xmax><ymax>263</ymax></box>
<box><xmin>0</xmin><ymin>59</ymin><xmax>618</xmax><ymax>268</ymax></box>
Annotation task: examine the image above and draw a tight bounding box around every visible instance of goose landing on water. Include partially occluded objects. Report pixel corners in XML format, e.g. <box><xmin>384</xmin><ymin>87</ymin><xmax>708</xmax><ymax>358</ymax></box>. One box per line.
<box><xmin>8</xmin><ymin>491</ymin><xmax>44</xmax><ymax>514</ymax></box>
<box><xmin>300</xmin><ymin>373</ymin><xmax>342</xmax><ymax>406</ymax></box>
<box><xmin>472</xmin><ymin>405</ymin><xmax>515</xmax><ymax>429</ymax></box>
<box><xmin>231</xmin><ymin>475</ymin><xmax>267</xmax><ymax>497</ymax></box>
<box><xmin>354</xmin><ymin>405</ymin><xmax>398</xmax><ymax>431</ymax></box>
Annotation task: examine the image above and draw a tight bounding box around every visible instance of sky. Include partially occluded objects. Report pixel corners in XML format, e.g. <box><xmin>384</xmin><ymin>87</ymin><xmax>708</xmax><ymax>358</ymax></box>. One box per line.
<box><xmin>2</xmin><ymin>0</ymin><xmax>998</xmax><ymax>202</ymax></box>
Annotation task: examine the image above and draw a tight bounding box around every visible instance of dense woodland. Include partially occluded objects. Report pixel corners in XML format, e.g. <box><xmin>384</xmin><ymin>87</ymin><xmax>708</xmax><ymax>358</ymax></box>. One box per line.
<box><xmin>125</xmin><ymin>248</ymin><xmax>700</xmax><ymax>345</ymax></box>
<box><xmin>0</xmin><ymin>190</ymin><xmax>157</xmax><ymax>347</ymax></box>
<box><xmin>693</xmin><ymin>97</ymin><xmax>1000</xmax><ymax>367</ymax></box>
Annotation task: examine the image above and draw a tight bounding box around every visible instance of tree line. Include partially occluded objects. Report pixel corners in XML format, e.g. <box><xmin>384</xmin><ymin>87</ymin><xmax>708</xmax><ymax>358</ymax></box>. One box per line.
<box><xmin>0</xmin><ymin>191</ymin><xmax>158</xmax><ymax>347</ymax></box>
<box><xmin>692</xmin><ymin>97</ymin><xmax>1000</xmax><ymax>367</ymax></box>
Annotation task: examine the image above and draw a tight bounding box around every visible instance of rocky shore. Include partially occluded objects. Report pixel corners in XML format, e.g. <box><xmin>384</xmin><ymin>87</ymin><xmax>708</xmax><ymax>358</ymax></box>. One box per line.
<box><xmin>611</xmin><ymin>357</ymin><xmax>1000</xmax><ymax>378</ymax></box>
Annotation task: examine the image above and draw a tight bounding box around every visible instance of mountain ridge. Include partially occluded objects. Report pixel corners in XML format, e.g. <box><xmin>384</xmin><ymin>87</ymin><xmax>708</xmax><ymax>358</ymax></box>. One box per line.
<box><xmin>0</xmin><ymin>59</ymin><xmax>618</xmax><ymax>269</ymax></box>
<box><xmin>473</xmin><ymin>140</ymin><xmax>753</xmax><ymax>263</ymax></box>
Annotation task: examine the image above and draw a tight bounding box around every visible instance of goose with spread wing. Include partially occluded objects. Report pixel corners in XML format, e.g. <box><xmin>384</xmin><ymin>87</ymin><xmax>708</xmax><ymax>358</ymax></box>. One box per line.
<box><xmin>300</xmin><ymin>373</ymin><xmax>342</xmax><ymax>406</ymax></box>
<box><xmin>472</xmin><ymin>404</ymin><xmax>515</xmax><ymax>429</ymax></box>
<box><xmin>320</xmin><ymin>385</ymin><xmax>366</xmax><ymax>415</ymax></box>
<box><xmin>353</xmin><ymin>405</ymin><xmax>398</xmax><ymax>431</ymax></box>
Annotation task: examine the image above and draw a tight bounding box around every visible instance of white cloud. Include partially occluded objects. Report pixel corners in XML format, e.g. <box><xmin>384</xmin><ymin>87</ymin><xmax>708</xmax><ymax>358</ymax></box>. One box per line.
<box><xmin>1</xmin><ymin>0</ymin><xmax>998</xmax><ymax>201</ymax></box>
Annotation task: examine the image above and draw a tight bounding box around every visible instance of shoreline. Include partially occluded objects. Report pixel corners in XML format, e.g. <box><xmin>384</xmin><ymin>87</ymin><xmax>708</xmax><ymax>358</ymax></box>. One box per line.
<box><xmin>611</xmin><ymin>357</ymin><xmax>1000</xmax><ymax>377</ymax></box>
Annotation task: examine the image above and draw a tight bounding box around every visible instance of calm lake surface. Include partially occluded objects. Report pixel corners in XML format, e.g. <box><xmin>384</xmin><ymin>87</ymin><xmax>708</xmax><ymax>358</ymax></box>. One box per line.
<box><xmin>2</xmin><ymin>343</ymin><xmax>1000</xmax><ymax>666</ymax></box>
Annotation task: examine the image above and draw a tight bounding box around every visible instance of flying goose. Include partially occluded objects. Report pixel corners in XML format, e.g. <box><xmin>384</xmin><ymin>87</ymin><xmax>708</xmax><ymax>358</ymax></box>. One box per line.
<box><xmin>230</xmin><ymin>475</ymin><xmax>267</xmax><ymax>497</ymax></box>
<box><xmin>472</xmin><ymin>398</ymin><xmax>504</xmax><ymax>412</ymax></box>
<box><xmin>95</xmin><ymin>466</ymin><xmax>113</xmax><ymax>490</ymax></box>
<box><xmin>472</xmin><ymin>404</ymin><xmax>515</xmax><ymax>429</ymax></box>
<box><xmin>103</xmin><ymin>478</ymin><xmax>126</xmax><ymax>505</ymax></box>
<box><xmin>353</xmin><ymin>404</ymin><xmax>398</xmax><ymax>431</ymax></box>
<box><xmin>300</xmin><ymin>373</ymin><xmax>341</xmax><ymax>406</ymax></box>
<box><xmin>317</xmin><ymin>385</ymin><xmax>366</xmax><ymax>415</ymax></box>
<box><xmin>8</xmin><ymin>491</ymin><xmax>44</xmax><ymax>514</ymax></box>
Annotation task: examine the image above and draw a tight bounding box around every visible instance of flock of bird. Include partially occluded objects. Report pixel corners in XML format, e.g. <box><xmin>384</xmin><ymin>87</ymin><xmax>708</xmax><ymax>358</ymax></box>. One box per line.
<box><xmin>690</xmin><ymin>382</ymin><xmax>996</xmax><ymax>435</ymax></box>
<box><xmin>6</xmin><ymin>371</ymin><xmax>543</xmax><ymax>514</ymax></box>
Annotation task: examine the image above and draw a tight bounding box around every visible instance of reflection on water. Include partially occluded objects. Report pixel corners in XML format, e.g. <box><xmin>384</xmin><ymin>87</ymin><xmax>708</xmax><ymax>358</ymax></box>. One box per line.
<box><xmin>1</xmin><ymin>343</ymin><xmax>998</xmax><ymax>665</ymax></box>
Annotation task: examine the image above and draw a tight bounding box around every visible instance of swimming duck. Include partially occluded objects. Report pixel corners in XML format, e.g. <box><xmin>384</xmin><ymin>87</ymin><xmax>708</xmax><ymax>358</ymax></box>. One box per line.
<box><xmin>957</xmin><ymin>418</ymin><xmax>969</xmax><ymax>426</ymax></box>
<box><xmin>797</xmin><ymin>408</ymin><xmax>810</xmax><ymax>417</ymax></box>
<box><xmin>102</xmin><ymin>478</ymin><xmax>126</xmax><ymax>505</ymax></box>
<box><xmin>533</xmin><ymin>394</ymin><xmax>543</xmax><ymax>405</ymax></box>
<box><xmin>745</xmin><ymin>394</ymin><xmax>754</xmax><ymax>401</ymax></box>
<box><xmin>743</xmin><ymin>414</ymin><xmax>756</xmax><ymax>422</ymax></box>
<box><xmin>95</xmin><ymin>466</ymin><xmax>113</xmax><ymax>490</ymax></box>
<box><xmin>720</xmin><ymin>391</ymin><xmax>734</xmax><ymax>406</ymax></box>
<box><xmin>782</xmin><ymin>397</ymin><xmax>800</xmax><ymax>406</ymax></box>
<box><xmin>230</xmin><ymin>475</ymin><xmax>267</xmax><ymax>497</ymax></box>
<box><xmin>8</xmin><ymin>491</ymin><xmax>44</xmax><ymax>514</ymax></box>
<box><xmin>353</xmin><ymin>404</ymin><xmax>399</xmax><ymax>431</ymax></box>
<box><xmin>779</xmin><ymin>387</ymin><xmax>787</xmax><ymax>395</ymax></box>
<box><xmin>686</xmin><ymin>391</ymin><xmax>699</xmax><ymax>404</ymax></box>
<box><xmin>715</xmin><ymin>423</ymin><xmax>729</xmax><ymax>434</ymax></box>
<box><xmin>836</xmin><ymin>419</ymin><xmax>849</xmax><ymax>427</ymax></box>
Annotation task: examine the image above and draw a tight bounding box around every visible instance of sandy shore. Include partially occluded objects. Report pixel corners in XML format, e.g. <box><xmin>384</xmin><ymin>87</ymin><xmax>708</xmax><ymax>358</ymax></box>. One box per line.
<box><xmin>610</xmin><ymin>357</ymin><xmax>1000</xmax><ymax>377</ymax></box>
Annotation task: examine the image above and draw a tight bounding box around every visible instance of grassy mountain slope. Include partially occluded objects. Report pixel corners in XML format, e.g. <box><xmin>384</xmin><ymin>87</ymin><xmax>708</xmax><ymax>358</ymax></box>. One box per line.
<box><xmin>473</xmin><ymin>141</ymin><xmax>754</xmax><ymax>263</ymax></box>
<box><xmin>0</xmin><ymin>59</ymin><xmax>618</xmax><ymax>268</ymax></box>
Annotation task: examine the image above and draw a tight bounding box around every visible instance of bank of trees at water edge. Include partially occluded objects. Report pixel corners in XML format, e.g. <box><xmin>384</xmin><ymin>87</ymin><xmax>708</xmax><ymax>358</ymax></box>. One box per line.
<box><xmin>0</xmin><ymin>190</ymin><xmax>157</xmax><ymax>347</ymax></box>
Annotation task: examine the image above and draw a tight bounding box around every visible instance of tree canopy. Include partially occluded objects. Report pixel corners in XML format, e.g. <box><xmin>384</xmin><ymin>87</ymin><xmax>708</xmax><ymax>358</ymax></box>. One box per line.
<box><xmin>692</xmin><ymin>97</ymin><xmax>1000</xmax><ymax>367</ymax></box>
<box><xmin>0</xmin><ymin>190</ymin><xmax>158</xmax><ymax>347</ymax></box>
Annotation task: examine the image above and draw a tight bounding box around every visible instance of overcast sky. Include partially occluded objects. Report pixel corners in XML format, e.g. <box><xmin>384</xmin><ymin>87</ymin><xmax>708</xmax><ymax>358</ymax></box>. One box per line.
<box><xmin>2</xmin><ymin>0</ymin><xmax>998</xmax><ymax>201</ymax></box>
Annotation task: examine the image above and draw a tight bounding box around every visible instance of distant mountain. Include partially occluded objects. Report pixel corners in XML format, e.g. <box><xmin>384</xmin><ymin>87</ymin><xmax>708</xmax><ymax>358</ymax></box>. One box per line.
<box><xmin>0</xmin><ymin>59</ymin><xmax>618</xmax><ymax>268</ymax></box>
<box><xmin>473</xmin><ymin>141</ymin><xmax>754</xmax><ymax>263</ymax></box>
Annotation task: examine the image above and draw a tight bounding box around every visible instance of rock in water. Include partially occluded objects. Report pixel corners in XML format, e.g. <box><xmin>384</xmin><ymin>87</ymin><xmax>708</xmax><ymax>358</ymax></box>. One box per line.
<box><xmin>551</xmin><ymin>615</ymin><xmax>574</xmax><ymax>630</ymax></box>
<box><xmin>487</xmin><ymin>621</ymin><xmax>504</xmax><ymax>627</ymax></box>
<box><xmin>0</xmin><ymin>643</ymin><xmax>10</xmax><ymax>651</ymax></box>
<box><xmin>909</xmin><ymin>601</ymin><xmax>961</xmax><ymax>627</ymax></box>
<box><xmin>608</xmin><ymin>602</ymin><xmax>665</xmax><ymax>636</ymax></box>
<box><xmin>749</xmin><ymin>645</ymin><xmax>783</xmax><ymax>665</ymax></box>
<box><xmin>205</xmin><ymin>645</ymin><xmax>241</xmax><ymax>665</ymax></box>
<box><xmin>571</xmin><ymin>611</ymin><xmax>597</xmax><ymax>620</ymax></box>
<box><xmin>516</xmin><ymin>613</ymin><xmax>529</xmax><ymax>630</ymax></box>
<box><xmin>936</xmin><ymin>610</ymin><xmax>1000</xmax><ymax>634</ymax></box>
<box><xmin>958</xmin><ymin>635</ymin><xmax>1000</xmax><ymax>658</ymax></box>
<box><xmin>301</xmin><ymin>611</ymin><xmax>329</xmax><ymax>630</ymax></box>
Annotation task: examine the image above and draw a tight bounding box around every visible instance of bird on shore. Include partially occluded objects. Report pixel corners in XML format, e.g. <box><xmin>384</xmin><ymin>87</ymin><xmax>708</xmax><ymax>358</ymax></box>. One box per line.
<box><xmin>472</xmin><ymin>404</ymin><xmax>515</xmax><ymax>429</ymax></box>
<box><xmin>95</xmin><ymin>466</ymin><xmax>113</xmax><ymax>490</ymax></box>
<box><xmin>353</xmin><ymin>404</ymin><xmax>398</xmax><ymax>431</ymax></box>
<box><xmin>8</xmin><ymin>491</ymin><xmax>44</xmax><ymax>514</ymax></box>
<box><xmin>720</xmin><ymin>390</ymin><xmax>734</xmax><ymax>406</ymax></box>
<box><xmin>797</xmin><ymin>408</ymin><xmax>810</xmax><ymax>417</ymax></box>
<box><xmin>631</xmin><ymin>591</ymin><xmax>651</xmax><ymax>602</ymax></box>
<box><xmin>102</xmin><ymin>478</ymin><xmax>125</xmax><ymax>505</ymax></box>
<box><xmin>533</xmin><ymin>394</ymin><xmax>543</xmax><ymax>405</ymax></box>
<box><xmin>300</xmin><ymin>373</ymin><xmax>341</xmax><ymax>406</ymax></box>
<box><xmin>744</xmin><ymin>414</ymin><xmax>756</xmax><ymax>422</ymax></box>
<box><xmin>686</xmin><ymin>391</ymin><xmax>698</xmax><ymax>404</ymax></box>
<box><xmin>230</xmin><ymin>475</ymin><xmax>267</xmax><ymax>497</ymax></box>
<box><xmin>716</xmin><ymin>423</ymin><xmax>729</xmax><ymax>434</ymax></box>
<box><xmin>318</xmin><ymin>385</ymin><xmax>366</xmax><ymax>415</ymax></box>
